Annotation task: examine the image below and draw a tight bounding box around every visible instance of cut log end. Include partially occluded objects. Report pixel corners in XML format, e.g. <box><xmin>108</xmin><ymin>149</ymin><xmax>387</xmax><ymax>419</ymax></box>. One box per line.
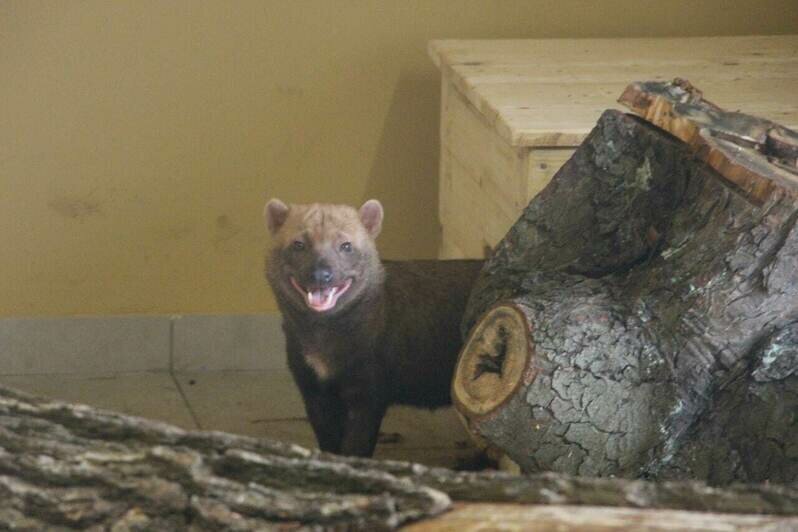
<box><xmin>452</xmin><ymin>304</ymin><xmax>533</xmax><ymax>418</ymax></box>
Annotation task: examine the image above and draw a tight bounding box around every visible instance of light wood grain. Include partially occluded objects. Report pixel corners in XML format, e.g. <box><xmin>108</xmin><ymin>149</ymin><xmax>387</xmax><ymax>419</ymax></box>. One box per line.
<box><xmin>430</xmin><ymin>35</ymin><xmax>798</xmax><ymax>147</ymax></box>
<box><xmin>441</xmin><ymin>76</ymin><xmax>526</xmax><ymax>210</ymax></box>
<box><xmin>429</xmin><ymin>36</ymin><xmax>798</xmax><ymax>68</ymax></box>
<box><xmin>433</xmin><ymin>35</ymin><xmax>798</xmax><ymax>259</ymax></box>
<box><xmin>526</xmin><ymin>149</ymin><xmax>575</xmax><ymax>202</ymax></box>
<box><xmin>439</xmin><ymin>71</ymin><xmax>526</xmax><ymax>256</ymax></box>
<box><xmin>404</xmin><ymin>503</ymin><xmax>798</xmax><ymax>531</ymax></box>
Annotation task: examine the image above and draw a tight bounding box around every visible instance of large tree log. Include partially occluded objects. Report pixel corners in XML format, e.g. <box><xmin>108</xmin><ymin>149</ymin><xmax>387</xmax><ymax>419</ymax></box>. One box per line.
<box><xmin>453</xmin><ymin>85</ymin><xmax>798</xmax><ymax>483</ymax></box>
<box><xmin>2</xmin><ymin>385</ymin><xmax>798</xmax><ymax>531</ymax></box>
<box><xmin>0</xmin><ymin>386</ymin><xmax>449</xmax><ymax>530</ymax></box>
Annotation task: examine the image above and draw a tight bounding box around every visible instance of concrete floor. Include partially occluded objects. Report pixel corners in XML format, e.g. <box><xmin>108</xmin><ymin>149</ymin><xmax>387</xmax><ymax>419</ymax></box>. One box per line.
<box><xmin>0</xmin><ymin>369</ymin><xmax>477</xmax><ymax>469</ymax></box>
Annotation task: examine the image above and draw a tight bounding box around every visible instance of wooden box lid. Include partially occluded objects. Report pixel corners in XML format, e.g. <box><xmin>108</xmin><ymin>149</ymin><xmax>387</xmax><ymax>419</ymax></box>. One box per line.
<box><xmin>429</xmin><ymin>36</ymin><xmax>798</xmax><ymax>148</ymax></box>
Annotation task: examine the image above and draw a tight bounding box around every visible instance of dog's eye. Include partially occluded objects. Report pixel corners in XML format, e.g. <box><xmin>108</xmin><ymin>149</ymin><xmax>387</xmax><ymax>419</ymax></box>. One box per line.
<box><xmin>291</xmin><ymin>240</ymin><xmax>305</xmax><ymax>251</ymax></box>
<box><xmin>340</xmin><ymin>242</ymin><xmax>352</xmax><ymax>253</ymax></box>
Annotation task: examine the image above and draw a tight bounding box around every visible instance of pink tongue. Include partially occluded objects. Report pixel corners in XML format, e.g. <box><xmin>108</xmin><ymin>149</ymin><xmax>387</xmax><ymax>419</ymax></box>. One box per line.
<box><xmin>307</xmin><ymin>287</ymin><xmax>336</xmax><ymax>310</ymax></box>
<box><xmin>308</xmin><ymin>290</ymin><xmax>324</xmax><ymax>305</ymax></box>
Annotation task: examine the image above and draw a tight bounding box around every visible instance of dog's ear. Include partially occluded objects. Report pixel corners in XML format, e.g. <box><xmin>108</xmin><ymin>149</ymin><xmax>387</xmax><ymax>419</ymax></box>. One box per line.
<box><xmin>264</xmin><ymin>198</ymin><xmax>290</xmax><ymax>235</ymax></box>
<box><xmin>358</xmin><ymin>199</ymin><xmax>383</xmax><ymax>238</ymax></box>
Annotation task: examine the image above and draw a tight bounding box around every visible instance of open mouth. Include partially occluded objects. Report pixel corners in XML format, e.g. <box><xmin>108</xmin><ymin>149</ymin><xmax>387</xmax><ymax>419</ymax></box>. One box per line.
<box><xmin>290</xmin><ymin>277</ymin><xmax>353</xmax><ymax>312</ymax></box>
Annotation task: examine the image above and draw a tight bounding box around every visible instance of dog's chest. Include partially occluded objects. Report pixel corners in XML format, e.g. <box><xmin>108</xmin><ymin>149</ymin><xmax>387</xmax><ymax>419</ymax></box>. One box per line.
<box><xmin>303</xmin><ymin>349</ymin><xmax>333</xmax><ymax>382</ymax></box>
<box><xmin>291</xmin><ymin>314</ymin><xmax>380</xmax><ymax>383</ymax></box>
<box><xmin>298</xmin><ymin>331</ymin><xmax>347</xmax><ymax>382</ymax></box>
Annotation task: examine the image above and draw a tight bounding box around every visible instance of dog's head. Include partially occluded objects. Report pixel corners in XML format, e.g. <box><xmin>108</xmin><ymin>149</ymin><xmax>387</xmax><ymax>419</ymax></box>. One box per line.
<box><xmin>264</xmin><ymin>199</ymin><xmax>384</xmax><ymax>314</ymax></box>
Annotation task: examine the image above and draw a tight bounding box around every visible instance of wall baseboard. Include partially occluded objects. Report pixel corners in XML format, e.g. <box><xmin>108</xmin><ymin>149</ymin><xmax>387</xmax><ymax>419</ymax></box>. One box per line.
<box><xmin>0</xmin><ymin>313</ymin><xmax>286</xmax><ymax>376</ymax></box>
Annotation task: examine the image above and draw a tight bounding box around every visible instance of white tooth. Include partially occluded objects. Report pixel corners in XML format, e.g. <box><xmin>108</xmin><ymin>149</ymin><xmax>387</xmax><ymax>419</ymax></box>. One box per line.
<box><xmin>307</xmin><ymin>291</ymin><xmax>313</xmax><ymax>305</ymax></box>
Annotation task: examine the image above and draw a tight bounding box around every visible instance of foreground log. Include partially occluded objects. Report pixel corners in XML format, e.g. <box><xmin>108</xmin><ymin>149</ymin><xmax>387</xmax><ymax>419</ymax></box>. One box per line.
<box><xmin>454</xmin><ymin>91</ymin><xmax>798</xmax><ymax>483</ymax></box>
<box><xmin>380</xmin><ymin>461</ymin><xmax>798</xmax><ymax>518</ymax></box>
<box><xmin>0</xmin><ymin>387</ymin><xmax>448</xmax><ymax>530</ymax></box>
<box><xmin>2</xmin><ymin>385</ymin><xmax>798</xmax><ymax>531</ymax></box>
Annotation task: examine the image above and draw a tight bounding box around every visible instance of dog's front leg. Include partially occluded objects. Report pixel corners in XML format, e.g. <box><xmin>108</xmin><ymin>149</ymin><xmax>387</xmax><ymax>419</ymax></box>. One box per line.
<box><xmin>339</xmin><ymin>400</ymin><xmax>386</xmax><ymax>457</ymax></box>
<box><xmin>288</xmin><ymin>354</ymin><xmax>347</xmax><ymax>453</ymax></box>
<box><xmin>302</xmin><ymin>387</ymin><xmax>347</xmax><ymax>454</ymax></box>
<box><xmin>337</xmin><ymin>369</ymin><xmax>386</xmax><ymax>457</ymax></box>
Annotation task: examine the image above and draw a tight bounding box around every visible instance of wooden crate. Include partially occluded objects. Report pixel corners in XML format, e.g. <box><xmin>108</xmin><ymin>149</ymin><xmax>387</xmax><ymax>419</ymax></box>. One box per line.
<box><xmin>430</xmin><ymin>35</ymin><xmax>798</xmax><ymax>258</ymax></box>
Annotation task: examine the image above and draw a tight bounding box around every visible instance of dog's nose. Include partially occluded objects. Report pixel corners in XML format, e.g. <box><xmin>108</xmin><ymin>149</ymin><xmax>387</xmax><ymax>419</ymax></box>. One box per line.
<box><xmin>313</xmin><ymin>267</ymin><xmax>333</xmax><ymax>284</ymax></box>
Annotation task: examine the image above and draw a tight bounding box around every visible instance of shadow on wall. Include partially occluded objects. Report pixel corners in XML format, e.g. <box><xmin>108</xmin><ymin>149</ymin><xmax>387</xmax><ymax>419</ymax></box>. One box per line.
<box><xmin>364</xmin><ymin>71</ymin><xmax>441</xmax><ymax>260</ymax></box>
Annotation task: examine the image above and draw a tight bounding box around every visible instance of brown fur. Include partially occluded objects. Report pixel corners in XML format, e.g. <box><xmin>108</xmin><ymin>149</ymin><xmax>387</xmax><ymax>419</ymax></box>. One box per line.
<box><xmin>264</xmin><ymin>199</ymin><xmax>483</xmax><ymax>457</ymax></box>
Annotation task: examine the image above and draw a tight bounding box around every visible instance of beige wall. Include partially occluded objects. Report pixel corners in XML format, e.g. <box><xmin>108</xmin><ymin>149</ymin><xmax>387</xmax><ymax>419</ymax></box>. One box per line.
<box><xmin>1</xmin><ymin>1</ymin><xmax>795</xmax><ymax>317</ymax></box>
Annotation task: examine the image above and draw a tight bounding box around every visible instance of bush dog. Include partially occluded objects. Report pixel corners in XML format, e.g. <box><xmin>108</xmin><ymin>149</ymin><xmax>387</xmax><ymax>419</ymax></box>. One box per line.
<box><xmin>264</xmin><ymin>198</ymin><xmax>482</xmax><ymax>457</ymax></box>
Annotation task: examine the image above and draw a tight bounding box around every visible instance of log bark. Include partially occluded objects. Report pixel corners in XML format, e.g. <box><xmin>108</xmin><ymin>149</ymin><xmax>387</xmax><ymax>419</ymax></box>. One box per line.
<box><xmin>378</xmin><ymin>461</ymin><xmax>798</xmax><ymax>517</ymax></box>
<box><xmin>454</xmin><ymin>92</ymin><xmax>798</xmax><ymax>483</ymax></box>
<box><xmin>618</xmin><ymin>78</ymin><xmax>798</xmax><ymax>203</ymax></box>
<box><xmin>2</xmin><ymin>384</ymin><xmax>798</xmax><ymax>531</ymax></box>
<box><xmin>0</xmin><ymin>386</ymin><xmax>449</xmax><ymax>530</ymax></box>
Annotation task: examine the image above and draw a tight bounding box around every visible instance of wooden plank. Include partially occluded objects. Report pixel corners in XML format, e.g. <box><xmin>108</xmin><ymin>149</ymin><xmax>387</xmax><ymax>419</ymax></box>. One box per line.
<box><xmin>480</xmin><ymin>194</ymin><xmax>517</xmax><ymax>247</ymax></box>
<box><xmin>451</xmin><ymin>60</ymin><xmax>798</xmax><ymax>86</ymax></box>
<box><xmin>441</xmin><ymin>153</ymin><xmax>520</xmax><ymax>253</ymax></box>
<box><xmin>438</xmin><ymin>129</ymin><xmax>491</xmax><ymax>259</ymax></box>
<box><xmin>526</xmin><ymin>148</ymin><xmax>575</xmax><ymax>201</ymax></box>
<box><xmin>405</xmin><ymin>503</ymin><xmax>798</xmax><ymax>531</ymax></box>
<box><xmin>438</xmin><ymin>236</ymin><xmax>467</xmax><ymax>259</ymax></box>
<box><xmin>441</xmin><ymin>81</ymin><xmax>527</xmax><ymax>210</ymax></box>
<box><xmin>429</xmin><ymin>36</ymin><xmax>798</xmax><ymax>68</ymax></box>
<box><xmin>437</xmin><ymin>70</ymin><xmax>456</xmax><ymax>260</ymax></box>
<box><xmin>439</xmin><ymin>153</ymin><xmax>488</xmax><ymax>250</ymax></box>
<box><xmin>442</xmin><ymin>139</ymin><xmax>523</xmax><ymax>231</ymax></box>
<box><xmin>440</xmin><ymin>224</ymin><xmax>485</xmax><ymax>259</ymax></box>
<box><xmin>473</xmin><ymin>78</ymin><xmax>798</xmax><ymax>147</ymax></box>
<box><xmin>439</xmin><ymin>76</ymin><xmax>528</xmax><ymax>256</ymax></box>
<box><xmin>429</xmin><ymin>36</ymin><xmax>798</xmax><ymax>148</ymax></box>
